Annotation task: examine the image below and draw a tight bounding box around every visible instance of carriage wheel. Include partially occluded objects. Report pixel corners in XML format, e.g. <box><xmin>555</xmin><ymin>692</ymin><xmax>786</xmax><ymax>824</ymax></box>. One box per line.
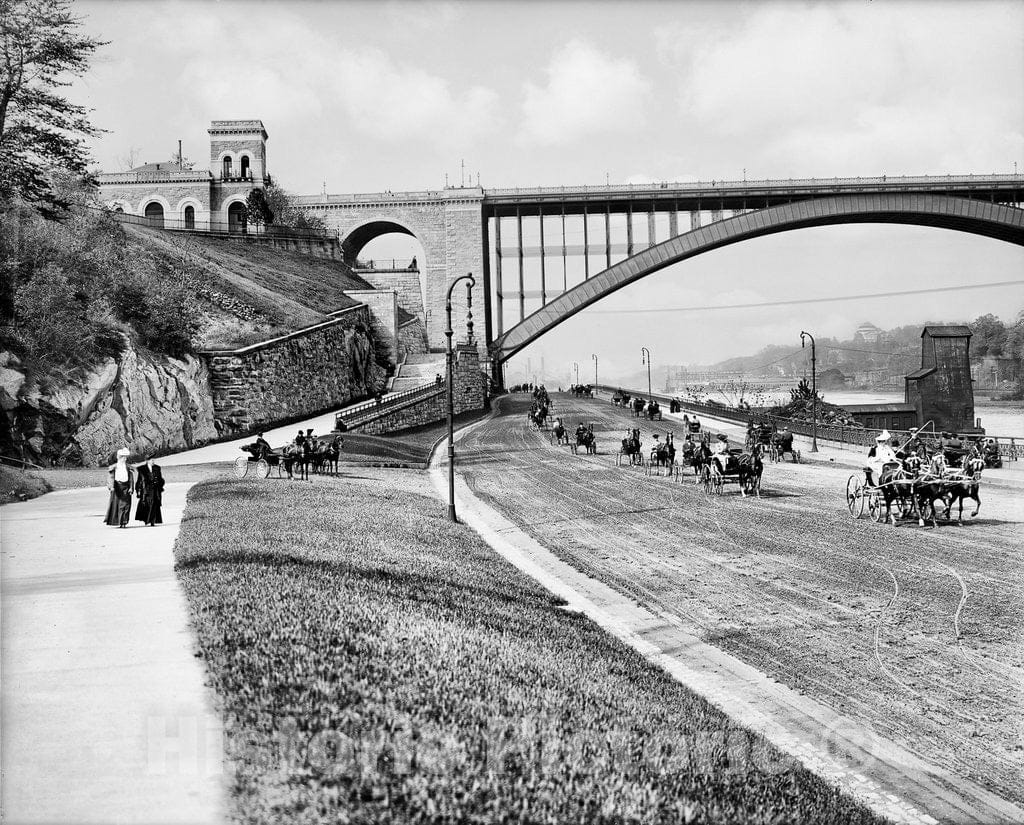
<box><xmin>846</xmin><ymin>475</ymin><xmax>865</xmax><ymax>518</ymax></box>
<box><xmin>867</xmin><ymin>492</ymin><xmax>883</xmax><ymax>523</ymax></box>
<box><xmin>713</xmin><ymin>473</ymin><xmax>724</xmax><ymax>495</ymax></box>
<box><xmin>233</xmin><ymin>456</ymin><xmax>249</xmax><ymax>479</ymax></box>
<box><xmin>255</xmin><ymin>459</ymin><xmax>271</xmax><ymax>480</ymax></box>
<box><xmin>700</xmin><ymin>465</ymin><xmax>712</xmax><ymax>493</ymax></box>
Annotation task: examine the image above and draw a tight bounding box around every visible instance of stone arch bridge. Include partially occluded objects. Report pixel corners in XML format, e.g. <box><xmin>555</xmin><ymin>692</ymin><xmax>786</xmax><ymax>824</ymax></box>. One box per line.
<box><xmin>294</xmin><ymin>174</ymin><xmax>1024</xmax><ymax>381</ymax></box>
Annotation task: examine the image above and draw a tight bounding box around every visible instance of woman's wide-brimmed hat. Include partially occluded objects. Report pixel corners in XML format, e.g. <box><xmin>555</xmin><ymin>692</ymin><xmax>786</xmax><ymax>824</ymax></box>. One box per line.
<box><xmin>876</xmin><ymin>430</ymin><xmax>891</xmax><ymax>442</ymax></box>
<box><xmin>116</xmin><ymin>447</ymin><xmax>130</xmax><ymax>458</ymax></box>
<box><xmin>717</xmin><ymin>433</ymin><xmax>728</xmax><ymax>441</ymax></box>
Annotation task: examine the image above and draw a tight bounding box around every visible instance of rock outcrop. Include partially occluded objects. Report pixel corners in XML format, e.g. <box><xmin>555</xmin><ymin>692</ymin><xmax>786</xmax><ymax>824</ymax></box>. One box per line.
<box><xmin>0</xmin><ymin>338</ymin><xmax>218</xmax><ymax>467</ymax></box>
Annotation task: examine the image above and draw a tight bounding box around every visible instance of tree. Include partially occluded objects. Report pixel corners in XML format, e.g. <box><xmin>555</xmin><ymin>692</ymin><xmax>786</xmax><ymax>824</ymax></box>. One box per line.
<box><xmin>244</xmin><ymin>189</ymin><xmax>273</xmax><ymax>232</ymax></box>
<box><xmin>969</xmin><ymin>313</ymin><xmax>1007</xmax><ymax>358</ymax></box>
<box><xmin>0</xmin><ymin>0</ymin><xmax>106</xmax><ymax>211</ymax></box>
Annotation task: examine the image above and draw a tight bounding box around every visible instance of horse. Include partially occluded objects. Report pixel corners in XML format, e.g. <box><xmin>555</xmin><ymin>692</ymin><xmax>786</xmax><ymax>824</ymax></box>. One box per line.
<box><xmin>619</xmin><ymin>429</ymin><xmax>642</xmax><ymax>465</ymax></box>
<box><xmin>688</xmin><ymin>440</ymin><xmax>713</xmax><ymax>484</ymax></box>
<box><xmin>943</xmin><ymin>455</ymin><xmax>984</xmax><ymax>524</ymax></box>
<box><xmin>649</xmin><ymin>433</ymin><xmax>675</xmax><ymax>474</ymax></box>
<box><xmin>287</xmin><ymin>442</ymin><xmax>309</xmax><ymax>481</ymax></box>
<box><xmin>326</xmin><ymin>438</ymin><xmax>341</xmax><ymax>475</ymax></box>
<box><xmin>552</xmin><ymin>419</ymin><xmax>569</xmax><ymax>446</ymax></box>
<box><xmin>575</xmin><ymin>424</ymin><xmax>597</xmax><ymax>455</ymax></box>
<box><xmin>870</xmin><ymin>460</ymin><xmax>919</xmax><ymax>525</ymax></box>
<box><xmin>907</xmin><ymin>453</ymin><xmax>953</xmax><ymax>527</ymax></box>
<box><xmin>736</xmin><ymin>443</ymin><xmax>764</xmax><ymax>497</ymax></box>
<box><xmin>632</xmin><ymin>397</ymin><xmax>645</xmax><ymax>418</ymax></box>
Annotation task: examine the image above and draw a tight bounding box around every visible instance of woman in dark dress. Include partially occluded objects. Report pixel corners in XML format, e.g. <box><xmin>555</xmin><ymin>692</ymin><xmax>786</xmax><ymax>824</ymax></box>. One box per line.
<box><xmin>104</xmin><ymin>448</ymin><xmax>135</xmax><ymax>528</ymax></box>
<box><xmin>134</xmin><ymin>458</ymin><xmax>165</xmax><ymax>526</ymax></box>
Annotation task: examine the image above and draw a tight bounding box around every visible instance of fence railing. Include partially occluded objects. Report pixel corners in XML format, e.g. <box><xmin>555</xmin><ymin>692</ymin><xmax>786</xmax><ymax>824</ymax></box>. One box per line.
<box><xmin>596</xmin><ymin>385</ymin><xmax>1021</xmax><ymax>461</ymax></box>
<box><xmin>353</xmin><ymin>258</ymin><xmax>419</xmax><ymax>272</ymax></box>
<box><xmin>335</xmin><ymin>380</ymin><xmax>444</xmax><ymax>430</ymax></box>
<box><xmin>486</xmin><ymin>173</ymin><xmax>1024</xmax><ymax>199</ymax></box>
<box><xmin>92</xmin><ymin>207</ymin><xmax>340</xmax><ymax>243</ymax></box>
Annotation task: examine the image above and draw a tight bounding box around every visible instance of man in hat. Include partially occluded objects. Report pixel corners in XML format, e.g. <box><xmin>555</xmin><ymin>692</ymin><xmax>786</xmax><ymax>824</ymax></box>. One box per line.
<box><xmin>900</xmin><ymin>427</ymin><xmax>925</xmax><ymax>460</ymax></box>
<box><xmin>254</xmin><ymin>431</ymin><xmax>271</xmax><ymax>461</ymax></box>
<box><xmin>865</xmin><ymin>429</ymin><xmax>897</xmax><ymax>486</ymax></box>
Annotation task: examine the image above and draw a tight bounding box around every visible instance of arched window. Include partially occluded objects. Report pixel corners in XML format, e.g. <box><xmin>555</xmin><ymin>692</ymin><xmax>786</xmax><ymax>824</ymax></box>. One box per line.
<box><xmin>222</xmin><ymin>156</ymin><xmax>233</xmax><ymax>179</ymax></box>
<box><xmin>240</xmin><ymin>155</ymin><xmax>250</xmax><ymax>179</ymax></box>
<box><xmin>227</xmin><ymin>202</ymin><xmax>247</xmax><ymax>234</ymax></box>
<box><xmin>184</xmin><ymin>205</ymin><xmax>195</xmax><ymax>230</ymax></box>
<box><xmin>144</xmin><ymin>201</ymin><xmax>164</xmax><ymax>228</ymax></box>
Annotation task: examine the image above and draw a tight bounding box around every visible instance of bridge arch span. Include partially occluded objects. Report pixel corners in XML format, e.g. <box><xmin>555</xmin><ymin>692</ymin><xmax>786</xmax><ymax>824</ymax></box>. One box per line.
<box><xmin>339</xmin><ymin>217</ymin><xmax>418</xmax><ymax>263</ymax></box>
<box><xmin>493</xmin><ymin>193</ymin><xmax>1024</xmax><ymax>362</ymax></box>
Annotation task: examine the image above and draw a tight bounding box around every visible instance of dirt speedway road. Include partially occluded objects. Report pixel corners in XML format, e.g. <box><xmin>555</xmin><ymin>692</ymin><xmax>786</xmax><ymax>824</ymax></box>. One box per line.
<box><xmin>456</xmin><ymin>394</ymin><xmax>1024</xmax><ymax>810</ymax></box>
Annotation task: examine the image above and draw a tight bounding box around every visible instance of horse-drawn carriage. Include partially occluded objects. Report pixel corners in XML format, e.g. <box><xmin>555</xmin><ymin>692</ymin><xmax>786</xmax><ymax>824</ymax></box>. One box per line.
<box><xmin>845</xmin><ymin>452</ymin><xmax>984</xmax><ymax>526</ymax></box>
<box><xmin>234</xmin><ymin>437</ymin><xmax>341</xmax><ymax>481</ymax></box>
<box><xmin>696</xmin><ymin>444</ymin><xmax>764</xmax><ymax>497</ymax></box>
<box><xmin>745</xmin><ymin>420</ymin><xmax>800</xmax><ymax>463</ymax></box>
<box><xmin>570</xmin><ymin>423</ymin><xmax>598</xmax><ymax>455</ymax></box>
<box><xmin>234</xmin><ymin>442</ymin><xmax>292</xmax><ymax>479</ymax></box>
<box><xmin>682</xmin><ymin>414</ymin><xmax>702</xmax><ymax>436</ymax></box>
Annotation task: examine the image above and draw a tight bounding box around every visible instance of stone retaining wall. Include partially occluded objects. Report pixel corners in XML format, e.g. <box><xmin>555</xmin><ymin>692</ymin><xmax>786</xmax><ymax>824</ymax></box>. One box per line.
<box><xmin>201</xmin><ymin>305</ymin><xmax>385</xmax><ymax>434</ymax></box>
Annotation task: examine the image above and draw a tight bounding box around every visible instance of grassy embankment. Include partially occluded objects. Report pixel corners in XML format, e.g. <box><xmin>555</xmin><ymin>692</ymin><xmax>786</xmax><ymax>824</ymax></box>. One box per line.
<box><xmin>126</xmin><ymin>225</ymin><xmax>413</xmax><ymax>350</ymax></box>
<box><xmin>174</xmin><ymin>472</ymin><xmax>884</xmax><ymax>824</ymax></box>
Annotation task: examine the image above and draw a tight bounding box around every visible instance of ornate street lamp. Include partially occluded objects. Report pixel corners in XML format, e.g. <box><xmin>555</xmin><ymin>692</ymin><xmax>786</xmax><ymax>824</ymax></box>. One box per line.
<box><xmin>446</xmin><ymin>272</ymin><xmax>475</xmax><ymax>521</ymax></box>
<box><xmin>641</xmin><ymin>347</ymin><xmax>652</xmax><ymax>401</ymax></box>
<box><xmin>800</xmin><ymin>330</ymin><xmax>818</xmax><ymax>453</ymax></box>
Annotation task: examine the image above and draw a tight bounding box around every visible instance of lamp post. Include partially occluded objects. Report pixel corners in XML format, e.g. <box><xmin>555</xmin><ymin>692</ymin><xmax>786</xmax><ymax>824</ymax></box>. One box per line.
<box><xmin>446</xmin><ymin>272</ymin><xmax>475</xmax><ymax>521</ymax></box>
<box><xmin>641</xmin><ymin>347</ymin><xmax>652</xmax><ymax>401</ymax></box>
<box><xmin>800</xmin><ymin>330</ymin><xmax>818</xmax><ymax>453</ymax></box>
<box><xmin>592</xmin><ymin>353</ymin><xmax>598</xmax><ymax>389</ymax></box>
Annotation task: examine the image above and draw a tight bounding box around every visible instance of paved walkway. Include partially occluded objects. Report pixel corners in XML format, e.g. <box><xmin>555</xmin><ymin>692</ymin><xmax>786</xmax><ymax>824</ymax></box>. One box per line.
<box><xmin>1</xmin><ymin>484</ymin><xmax>224</xmax><ymax>824</ymax></box>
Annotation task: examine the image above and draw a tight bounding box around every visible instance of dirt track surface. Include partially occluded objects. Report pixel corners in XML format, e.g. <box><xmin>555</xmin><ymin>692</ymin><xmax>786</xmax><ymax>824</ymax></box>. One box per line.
<box><xmin>457</xmin><ymin>394</ymin><xmax>1024</xmax><ymax>809</ymax></box>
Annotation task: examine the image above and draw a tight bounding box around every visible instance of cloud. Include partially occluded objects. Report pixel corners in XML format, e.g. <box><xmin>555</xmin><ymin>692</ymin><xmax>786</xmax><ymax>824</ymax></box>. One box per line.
<box><xmin>518</xmin><ymin>40</ymin><xmax>651</xmax><ymax>146</ymax></box>
<box><xmin>662</xmin><ymin>2</ymin><xmax>1024</xmax><ymax>175</ymax></box>
<box><xmin>330</xmin><ymin>48</ymin><xmax>500</xmax><ymax>147</ymax></box>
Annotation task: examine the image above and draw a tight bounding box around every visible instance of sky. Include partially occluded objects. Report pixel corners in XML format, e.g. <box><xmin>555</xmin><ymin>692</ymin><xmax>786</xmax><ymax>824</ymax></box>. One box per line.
<box><xmin>72</xmin><ymin>0</ymin><xmax>1024</xmax><ymax>385</ymax></box>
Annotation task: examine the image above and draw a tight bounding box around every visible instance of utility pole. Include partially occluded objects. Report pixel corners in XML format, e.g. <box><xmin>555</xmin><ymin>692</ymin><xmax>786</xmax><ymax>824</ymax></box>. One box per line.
<box><xmin>592</xmin><ymin>353</ymin><xmax>598</xmax><ymax>388</ymax></box>
<box><xmin>573</xmin><ymin>361</ymin><xmax>579</xmax><ymax>386</ymax></box>
<box><xmin>177</xmin><ymin>140</ymin><xmax>183</xmax><ymax>170</ymax></box>
<box><xmin>800</xmin><ymin>331</ymin><xmax>818</xmax><ymax>452</ymax></box>
<box><xmin>641</xmin><ymin>347</ymin><xmax>652</xmax><ymax>401</ymax></box>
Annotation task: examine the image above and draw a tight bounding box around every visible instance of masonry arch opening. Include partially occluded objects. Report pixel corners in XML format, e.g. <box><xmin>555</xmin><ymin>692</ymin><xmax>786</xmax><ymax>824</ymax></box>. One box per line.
<box><xmin>343</xmin><ymin>220</ymin><xmax>428</xmax><ymax>336</ymax></box>
<box><xmin>144</xmin><ymin>201</ymin><xmax>164</xmax><ymax>227</ymax></box>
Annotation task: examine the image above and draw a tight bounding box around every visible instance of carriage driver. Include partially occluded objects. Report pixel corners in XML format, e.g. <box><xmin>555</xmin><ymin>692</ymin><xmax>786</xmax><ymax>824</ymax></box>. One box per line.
<box><xmin>254</xmin><ymin>432</ymin><xmax>271</xmax><ymax>461</ymax></box>
<box><xmin>865</xmin><ymin>429</ymin><xmax>897</xmax><ymax>486</ymax></box>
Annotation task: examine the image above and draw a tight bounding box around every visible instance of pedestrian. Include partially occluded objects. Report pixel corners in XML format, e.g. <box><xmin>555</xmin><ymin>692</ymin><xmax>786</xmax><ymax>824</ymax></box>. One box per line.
<box><xmin>104</xmin><ymin>447</ymin><xmax>135</xmax><ymax>528</ymax></box>
<box><xmin>134</xmin><ymin>457</ymin><xmax>165</xmax><ymax>526</ymax></box>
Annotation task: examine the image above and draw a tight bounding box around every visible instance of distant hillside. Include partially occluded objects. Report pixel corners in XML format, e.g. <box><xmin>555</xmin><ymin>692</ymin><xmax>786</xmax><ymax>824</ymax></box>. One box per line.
<box><xmin>701</xmin><ymin>316</ymin><xmax>1024</xmax><ymax>383</ymax></box>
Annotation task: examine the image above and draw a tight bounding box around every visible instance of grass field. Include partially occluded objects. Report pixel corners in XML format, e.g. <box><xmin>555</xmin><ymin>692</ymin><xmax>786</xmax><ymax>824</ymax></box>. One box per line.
<box><xmin>173</xmin><ymin>472</ymin><xmax>883</xmax><ymax>824</ymax></box>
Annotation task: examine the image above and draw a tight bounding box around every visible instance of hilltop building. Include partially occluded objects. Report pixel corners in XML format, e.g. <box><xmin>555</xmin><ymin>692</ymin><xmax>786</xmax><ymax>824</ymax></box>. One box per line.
<box><xmin>854</xmin><ymin>322</ymin><xmax>883</xmax><ymax>343</ymax></box>
<box><xmin>95</xmin><ymin>120</ymin><xmax>270</xmax><ymax>232</ymax></box>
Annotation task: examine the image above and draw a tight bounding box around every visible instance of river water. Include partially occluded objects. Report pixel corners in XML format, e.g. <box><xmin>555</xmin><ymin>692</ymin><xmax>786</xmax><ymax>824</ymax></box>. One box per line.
<box><xmin>749</xmin><ymin>389</ymin><xmax>1023</xmax><ymax>438</ymax></box>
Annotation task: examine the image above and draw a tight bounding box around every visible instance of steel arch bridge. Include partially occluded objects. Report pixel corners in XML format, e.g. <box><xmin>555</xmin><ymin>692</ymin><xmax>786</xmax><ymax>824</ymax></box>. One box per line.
<box><xmin>489</xmin><ymin>192</ymin><xmax>1024</xmax><ymax>364</ymax></box>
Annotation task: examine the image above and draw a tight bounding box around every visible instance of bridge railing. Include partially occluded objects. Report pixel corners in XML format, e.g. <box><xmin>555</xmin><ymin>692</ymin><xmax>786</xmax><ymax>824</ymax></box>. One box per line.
<box><xmin>91</xmin><ymin>207</ymin><xmax>340</xmax><ymax>242</ymax></box>
<box><xmin>334</xmin><ymin>380</ymin><xmax>445</xmax><ymax>431</ymax></box>
<box><xmin>486</xmin><ymin>173</ymin><xmax>1024</xmax><ymax>198</ymax></box>
<box><xmin>353</xmin><ymin>258</ymin><xmax>419</xmax><ymax>272</ymax></box>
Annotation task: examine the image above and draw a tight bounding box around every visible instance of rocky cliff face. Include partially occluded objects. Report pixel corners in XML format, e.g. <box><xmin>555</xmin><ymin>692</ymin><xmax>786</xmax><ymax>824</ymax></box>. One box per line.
<box><xmin>0</xmin><ymin>338</ymin><xmax>218</xmax><ymax>467</ymax></box>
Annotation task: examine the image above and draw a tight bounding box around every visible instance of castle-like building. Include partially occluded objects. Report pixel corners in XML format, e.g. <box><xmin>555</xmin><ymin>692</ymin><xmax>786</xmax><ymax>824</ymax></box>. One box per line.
<box><xmin>95</xmin><ymin>120</ymin><xmax>269</xmax><ymax>232</ymax></box>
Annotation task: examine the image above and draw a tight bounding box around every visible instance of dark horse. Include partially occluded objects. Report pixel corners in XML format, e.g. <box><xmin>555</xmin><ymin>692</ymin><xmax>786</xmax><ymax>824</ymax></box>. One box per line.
<box><xmin>736</xmin><ymin>443</ymin><xmax>764</xmax><ymax>497</ymax></box>
<box><xmin>686</xmin><ymin>439</ymin><xmax>713</xmax><ymax>484</ymax></box>
<box><xmin>574</xmin><ymin>424</ymin><xmax>597</xmax><ymax>455</ymax></box>
<box><xmin>944</xmin><ymin>455</ymin><xmax>984</xmax><ymax>524</ymax></box>
<box><xmin>620</xmin><ymin>429</ymin><xmax>642</xmax><ymax>465</ymax></box>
